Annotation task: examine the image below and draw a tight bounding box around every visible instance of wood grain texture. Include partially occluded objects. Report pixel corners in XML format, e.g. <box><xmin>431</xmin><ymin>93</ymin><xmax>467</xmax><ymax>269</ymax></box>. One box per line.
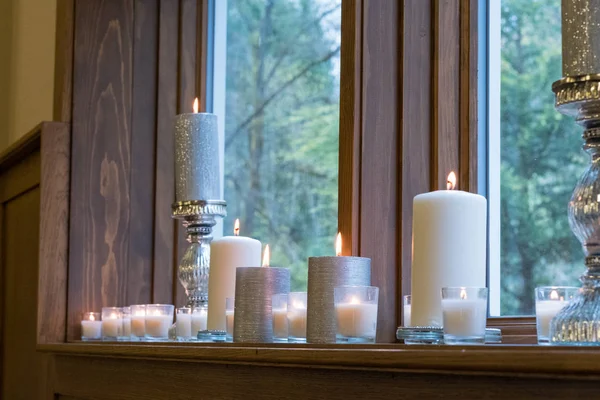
<box><xmin>152</xmin><ymin>0</ymin><xmax>179</xmax><ymax>305</ymax></box>
<box><xmin>432</xmin><ymin>0</ymin><xmax>460</xmax><ymax>190</ymax></box>
<box><xmin>338</xmin><ymin>0</ymin><xmax>362</xmax><ymax>257</ymax></box>
<box><xmin>459</xmin><ymin>0</ymin><xmax>479</xmax><ymax>192</ymax></box>
<box><xmin>54</xmin><ymin>0</ymin><xmax>75</xmax><ymax>122</ymax></box>
<box><xmin>48</xmin><ymin>352</ymin><xmax>600</xmax><ymax>399</ymax></box>
<box><xmin>360</xmin><ymin>0</ymin><xmax>399</xmax><ymax>343</ymax></box>
<box><xmin>127</xmin><ymin>0</ymin><xmax>159</xmax><ymax>306</ymax></box>
<box><xmin>399</xmin><ymin>0</ymin><xmax>432</xmax><ymax>302</ymax></box>
<box><xmin>69</xmin><ymin>0</ymin><xmax>133</xmax><ymax>340</ymax></box>
<box><xmin>38</xmin><ymin>122</ymin><xmax>71</xmax><ymax>345</ymax></box>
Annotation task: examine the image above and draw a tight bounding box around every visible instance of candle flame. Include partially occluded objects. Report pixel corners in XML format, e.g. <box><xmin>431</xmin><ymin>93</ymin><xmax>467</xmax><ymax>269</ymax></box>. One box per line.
<box><xmin>193</xmin><ymin>97</ymin><xmax>199</xmax><ymax>113</ymax></box>
<box><xmin>447</xmin><ymin>171</ymin><xmax>457</xmax><ymax>190</ymax></box>
<box><xmin>262</xmin><ymin>244</ymin><xmax>270</xmax><ymax>267</ymax></box>
<box><xmin>550</xmin><ymin>290</ymin><xmax>559</xmax><ymax>300</ymax></box>
<box><xmin>460</xmin><ymin>288</ymin><xmax>467</xmax><ymax>300</ymax></box>
<box><xmin>110</xmin><ymin>313</ymin><xmax>118</xmax><ymax>319</ymax></box>
<box><xmin>90</xmin><ymin>314</ymin><xmax>95</xmax><ymax>321</ymax></box>
<box><xmin>335</xmin><ymin>232</ymin><xmax>342</xmax><ymax>256</ymax></box>
<box><xmin>292</xmin><ymin>300</ymin><xmax>306</xmax><ymax>309</ymax></box>
<box><xmin>350</xmin><ymin>296</ymin><xmax>360</xmax><ymax>305</ymax></box>
<box><xmin>234</xmin><ymin>219</ymin><xmax>240</xmax><ymax>236</ymax></box>
<box><xmin>135</xmin><ymin>310</ymin><xmax>145</xmax><ymax>317</ymax></box>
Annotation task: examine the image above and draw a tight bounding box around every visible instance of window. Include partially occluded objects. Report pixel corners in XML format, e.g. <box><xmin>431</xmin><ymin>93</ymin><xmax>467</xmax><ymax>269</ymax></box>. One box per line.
<box><xmin>489</xmin><ymin>0</ymin><xmax>587</xmax><ymax>315</ymax></box>
<box><xmin>211</xmin><ymin>0</ymin><xmax>342</xmax><ymax>291</ymax></box>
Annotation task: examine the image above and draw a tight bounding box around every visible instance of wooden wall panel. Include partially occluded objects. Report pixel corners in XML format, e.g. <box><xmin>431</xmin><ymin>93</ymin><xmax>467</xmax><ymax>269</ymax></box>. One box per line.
<box><xmin>68</xmin><ymin>0</ymin><xmax>134</xmax><ymax>340</ymax></box>
<box><xmin>360</xmin><ymin>0</ymin><xmax>400</xmax><ymax>343</ymax></box>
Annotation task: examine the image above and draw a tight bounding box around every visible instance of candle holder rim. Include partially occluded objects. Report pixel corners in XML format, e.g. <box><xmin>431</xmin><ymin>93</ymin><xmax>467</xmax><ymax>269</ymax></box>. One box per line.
<box><xmin>175</xmin><ymin>112</ymin><xmax>218</xmax><ymax>117</ymax></box>
<box><xmin>308</xmin><ymin>255</ymin><xmax>370</xmax><ymax>261</ymax></box>
<box><xmin>535</xmin><ymin>285</ymin><xmax>580</xmax><ymax>290</ymax></box>
<box><xmin>145</xmin><ymin>304</ymin><xmax>175</xmax><ymax>308</ymax></box>
<box><xmin>333</xmin><ymin>285</ymin><xmax>379</xmax><ymax>290</ymax></box>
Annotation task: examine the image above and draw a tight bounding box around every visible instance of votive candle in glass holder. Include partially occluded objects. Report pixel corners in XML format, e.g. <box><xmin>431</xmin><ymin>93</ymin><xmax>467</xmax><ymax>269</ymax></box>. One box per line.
<box><xmin>120</xmin><ymin>306</ymin><xmax>131</xmax><ymax>341</ymax></box>
<box><xmin>288</xmin><ymin>292</ymin><xmax>307</xmax><ymax>343</ymax></box>
<box><xmin>334</xmin><ymin>286</ymin><xmax>379</xmax><ymax>343</ymax></box>
<box><xmin>225</xmin><ymin>297</ymin><xmax>234</xmax><ymax>342</ymax></box>
<box><xmin>191</xmin><ymin>306</ymin><xmax>208</xmax><ymax>338</ymax></box>
<box><xmin>130</xmin><ymin>304</ymin><xmax>146</xmax><ymax>341</ymax></box>
<box><xmin>403</xmin><ymin>295</ymin><xmax>411</xmax><ymax>327</ymax></box>
<box><xmin>535</xmin><ymin>286</ymin><xmax>579</xmax><ymax>344</ymax></box>
<box><xmin>441</xmin><ymin>287</ymin><xmax>488</xmax><ymax>345</ymax></box>
<box><xmin>81</xmin><ymin>312</ymin><xmax>102</xmax><ymax>341</ymax></box>
<box><xmin>176</xmin><ymin>307</ymin><xmax>192</xmax><ymax>340</ymax></box>
<box><xmin>101</xmin><ymin>307</ymin><xmax>123</xmax><ymax>341</ymax></box>
<box><xmin>272</xmin><ymin>294</ymin><xmax>288</xmax><ymax>343</ymax></box>
<box><xmin>145</xmin><ymin>304</ymin><xmax>174</xmax><ymax>341</ymax></box>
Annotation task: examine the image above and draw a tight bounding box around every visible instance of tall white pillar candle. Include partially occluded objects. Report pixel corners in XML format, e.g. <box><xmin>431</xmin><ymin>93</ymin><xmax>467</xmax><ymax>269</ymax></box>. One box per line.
<box><xmin>208</xmin><ymin>221</ymin><xmax>261</xmax><ymax>330</ymax></box>
<box><xmin>411</xmin><ymin>173</ymin><xmax>487</xmax><ymax>327</ymax></box>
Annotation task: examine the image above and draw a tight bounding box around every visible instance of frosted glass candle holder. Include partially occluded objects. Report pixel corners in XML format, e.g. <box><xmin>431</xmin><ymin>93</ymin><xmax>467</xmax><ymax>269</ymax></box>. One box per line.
<box><xmin>441</xmin><ymin>287</ymin><xmax>488</xmax><ymax>345</ymax></box>
<box><xmin>101</xmin><ymin>307</ymin><xmax>123</xmax><ymax>341</ymax></box>
<box><xmin>225</xmin><ymin>297</ymin><xmax>234</xmax><ymax>342</ymax></box>
<box><xmin>145</xmin><ymin>304</ymin><xmax>174</xmax><ymax>341</ymax></box>
<box><xmin>272</xmin><ymin>294</ymin><xmax>289</xmax><ymax>343</ymax></box>
<box><xmin>288</xmin><ymin>292</ymin><xmax>307</xmax><ymax>343</ymax></box>
<box><xmin>403</xmin><ymin>295</ymin><xmax>411</xmax><ymax>327</ymax></box>
<box><xmin>130</xmin><ymin>304</ymin><xmax>146</xmax><ymax>341</ymax></box>
<box><xmin>535</xmin><ymin>286</ymin><xmax>578</xmax><ymax>345</ymax></box>
<box><xmin>176</xmin><ymin>307</ymin><xmax>192</xmax><ymax>340</ymax></box>
<box><xmin>334</xmin><ymin>286</ymin><xmax>379</xmax><ymax>344</ymax></box>
<box><xmin>191</xmin><ymin>306</ymin><xmax>208</xmax><ymax>339</ymax></box>
<box><xmin>81</xmin><ymin>312</ymin><xmax>102</xmax><ymax>341</ymax></box>
<box><xmin>120</xmin><ymin>306</ymin><xmax>131</xmax><ymax>341</ymax></box>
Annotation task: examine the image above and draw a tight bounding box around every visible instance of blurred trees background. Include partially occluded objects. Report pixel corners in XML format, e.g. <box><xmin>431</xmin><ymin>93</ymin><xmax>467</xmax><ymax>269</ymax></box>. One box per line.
<box><xmin>223</xmin><ymin>0</ymin><xmax>341</xmax><ymax>291</ymax></box>
<box><xmin>500</xmin><ymin>0</ymin><xmax>587</xmax><ymax>314</ymax></box>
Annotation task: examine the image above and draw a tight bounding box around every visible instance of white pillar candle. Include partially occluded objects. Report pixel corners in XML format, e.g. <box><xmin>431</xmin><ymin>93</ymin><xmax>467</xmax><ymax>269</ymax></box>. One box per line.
<box><xmin>411</xmin><ymin>172</ymin><xmax>487</xmax><ymax>327</ymax></box>
<box><xmin>335</xmin><ymin>302</ymin><xmax>378</xmax><ymax>338</ymax></box>
<box><xmin>441</xmin><ymin>298</ymin><xmax>487</xmax><ymax>337</ymax></box>
<box><xmin>122</xmin><ymin>317</ymin><xmax>131</xmax><ymax>337</ymax></box>
<box><xmin>131</xmin><ymin>315</ymin><xmax>146</xmax><ymax>337</ymax></box>
<box><xmin>176</xmin><ymin>313</ymin><xmax>192</xmax><ymax>337</ymax></box>
<box><xmin>288</xmin><ymin>307</ymin><xmax>307</xmax><ymax>339</ymax></box>
<box><xmin>81</xmin><ymin>320</ymin><xmax>102</xmax><ymax>339</ymax></box>
<box><xmin>102</xmin><ymin>318</ymin><xmax>122</xmax><ymax>338</ymax></box>
<box><xmin>208</xmin><ymin>222</ymin><xmax>261</xmax><ymax>330</ymax></box>
<box><xmin>145</xmin><ymin>315</ymin><xmax>172</xmax><ymax>338</ymax></box>
<box><xmin>191</xmin><ymin>309</ymin><xmax>208</xmax><ymax>334</ymax></box>
<box><xmin>272</xmin><ymin>308</ymin><xmax>288</xmax><ymax>338</ymax></box>
<box><xmin>403</xmin><ymin>304</ymin><xmax>411</xmax><ymax>327</ymax></box>
<box><xmin>225</xmin><ymin>310</ymin><xmax>234</xmax><ymax>337</ymax></box>
<box><xmin>536</xmin><ymin>300</ymin><xmax>568</xmax><ymax>339</ymax></box>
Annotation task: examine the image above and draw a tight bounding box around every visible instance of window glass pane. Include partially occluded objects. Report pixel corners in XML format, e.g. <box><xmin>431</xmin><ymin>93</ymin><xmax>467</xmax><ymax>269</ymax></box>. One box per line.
<box><xmin>223</xmin><ymin>0</ymin><xmax>341</xmax><ymax>291</ymax></box>
<box><xmin>499</xmin><ymin>0</ymin><xmax>587</xmax><ymax>315</ymax></box>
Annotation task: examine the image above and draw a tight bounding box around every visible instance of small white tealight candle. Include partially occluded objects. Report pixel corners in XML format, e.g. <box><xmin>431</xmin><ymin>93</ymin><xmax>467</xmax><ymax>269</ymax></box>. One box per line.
<box><xmin>441</xmin><ymin>287</ymin><xmax>488</xmax><ymax>344</ymax></box>
<box><xmin>102</xmin><ymin>313</ymin><xmax>122</xmax><ymax>339</ymax></box>
<box><xmin>287</xmin><ymin>293</ymin><xmax>308</xmax><ymax>342</ymax></box>
<box><xmin>81</xmin><ymin>312</ymin><xmax>102</xmax><ymax>340</ymax></box>
<box><xmin>535</xmin><ymin>287</ymin><xmax>578</xmax><ymax>343</ymax></box>
<box><xmin>191</xmin><ymin>307</ymin><xmax>208</xmax><ymax>335</ymax></box>
<box><xmin>335</xmin><ymin>297</ymin><xmax>378</xmax><ymax>339</ymax></box>
<box><xmin>225</xmin><ymin>310</ymin><xmax>234</xmax><ymax>338</ymax></box>
<box><xmin>272</xmin><ymin>307</ymin><xmax>288</xmax><ymax>339</ymax></box>
<box><xmin>131</xmin><ymin>308</ymin><xmax>146</xmax><ymax>338</ymax></box>
<box><xmin>145</xmin><ymin>314</ymin><xmax>172</xmax><ymax>338</ymax></box>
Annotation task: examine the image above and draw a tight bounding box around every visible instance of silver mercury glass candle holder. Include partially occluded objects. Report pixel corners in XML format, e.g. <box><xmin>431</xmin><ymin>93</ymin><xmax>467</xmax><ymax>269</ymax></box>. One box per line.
<box><xmin>549</xmin><ymin>0</ymin><xmax>600</xmax><ymax>345</ymax></box>
<box><xmin>172</xmin><ymin>112</ymin><xmax>226</xmax><ymax>309</ymax></box>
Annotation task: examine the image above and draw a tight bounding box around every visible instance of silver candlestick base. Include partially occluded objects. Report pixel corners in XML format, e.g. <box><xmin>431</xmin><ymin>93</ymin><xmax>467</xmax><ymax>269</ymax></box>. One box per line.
<box><xmin>172</xmin><ymin>200</ymin><xmax>226</xmax><ymax>308</ymax></box>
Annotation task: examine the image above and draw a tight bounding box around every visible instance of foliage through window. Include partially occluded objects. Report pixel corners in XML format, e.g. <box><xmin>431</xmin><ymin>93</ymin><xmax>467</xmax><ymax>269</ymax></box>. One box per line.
<box><xmin>222</xmin><ymin>0</ymin><xmax>341</xmax><ymax>291</ymax></box>
<box><xmin>499</xmin><ymin>0</ymin><xmax>587</xmax><ymax>315</ymax></box>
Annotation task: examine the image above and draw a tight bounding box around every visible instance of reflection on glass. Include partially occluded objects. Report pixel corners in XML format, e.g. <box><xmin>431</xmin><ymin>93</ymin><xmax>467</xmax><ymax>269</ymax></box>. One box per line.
<box><xmin>224</xmin><ymin>0</ymin><xmax>341</xmax><ymax>291</ymax></box>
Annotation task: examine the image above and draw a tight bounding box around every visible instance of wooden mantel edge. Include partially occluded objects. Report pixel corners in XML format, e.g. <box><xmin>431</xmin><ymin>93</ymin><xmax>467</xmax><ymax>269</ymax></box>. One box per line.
<box><xmin>38</xmin><ymin>343</ymin><xmax>600</xmax><ymax>380</ymax></box>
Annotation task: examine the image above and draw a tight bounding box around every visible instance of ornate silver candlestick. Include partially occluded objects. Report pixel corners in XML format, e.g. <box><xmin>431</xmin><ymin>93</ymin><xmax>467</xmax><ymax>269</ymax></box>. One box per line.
<box><xmin>550</xmin><ymin>0</ymin><xmax>600</xmax><ymax>345</ymax></box>
<box><xmin>172</xmin><ymin>110</ymin><xmax>226</xmax><ymax>308</ymax></box>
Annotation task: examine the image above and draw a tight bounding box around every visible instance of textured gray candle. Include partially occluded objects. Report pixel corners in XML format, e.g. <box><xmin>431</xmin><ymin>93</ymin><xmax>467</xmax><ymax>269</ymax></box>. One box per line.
<box><xmin>233</xmin><ymin>267</ymin><xmax>290</xmax><ymax>343</ymax></box>
<box><xmin>307</xmin><ymin>256</ymin><xmax>371</xmax><ymax>343</ymax></box>
<box><xmin>562</xmin><ymin>0</ymin><xmax>600</xmax><ymax>76</ymax></box>
<box><xmin>174</xmin><ymin>112</ymin><xmax>220</xmax><ymax>202</ymax></box>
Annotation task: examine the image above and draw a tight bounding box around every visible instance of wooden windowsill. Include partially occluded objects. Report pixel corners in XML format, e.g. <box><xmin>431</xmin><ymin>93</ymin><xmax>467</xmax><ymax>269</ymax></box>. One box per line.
<box><xmin>39</xmin><ymin>342</ymin><xmax>600</xmax><ymax>379</ymax></box>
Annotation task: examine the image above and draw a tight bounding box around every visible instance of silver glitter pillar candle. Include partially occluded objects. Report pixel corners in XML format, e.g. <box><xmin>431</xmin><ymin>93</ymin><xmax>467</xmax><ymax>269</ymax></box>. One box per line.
<box><xmin>233</xmin><ymin>267</ymin><xmax>290</xmax><ymax>343</ymax></box>
<box><xmin>307</xmin><ymin>256</ymin><xmax>371</xmax><ymax>343</ymax></box>
<box><xmin>562</xmin><ymin>0</ymin><xmax>600</xmax><ymax>76</ymax></box>
<box><xmin>174</xmin><ymin>112</ymin><xmax>220</xmax><ymax>202</ymax></box>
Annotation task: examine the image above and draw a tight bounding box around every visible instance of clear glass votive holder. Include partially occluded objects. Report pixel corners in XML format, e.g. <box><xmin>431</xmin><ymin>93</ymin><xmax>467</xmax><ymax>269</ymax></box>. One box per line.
<box><xmin>120</xmin><ymin>306</ymin><xmax>131</xmax><ymax>341</ymax></box>
<box><xmin>225</xmin><ymin>297</ymin><xmax>234</xmax><ymax>342</ymax></box>
<box><xmin>334</xmin><ymin>286</ymin><xmax>379</xmax><ymax>344</ymax></box>
<box><xmin>176</xmin><ymin>307</ymin><xmax>192</xmax><ymax>340</ymax></box>
<box><xmin>403</xmin><ymin>295</ymin><xmax>411</xmax><ymax>327</ymax></box>
<box><xmin>101</xmin><ymin>307</ymin><xmax>123</xmax><ymax>341</ymax></box>
<box><xmin>288</xmin><ymin>292</ymin><xmax>307</xmax><ymax>343</ymax></box>
<box><xmin>441</xmin><ymin>287</ymin><xmax>488</xmax><ymax>345</ymax></box>
<box><xmin>81</xmin><ymin>312</ymin><xmax>102</xmax><ymax>341</ymax></box>
<box><xmin>535</xmin><ymin>286</ymin><xmax>579</xmax><ymax>345</ymax></box>
<box><xmin>144</xmin><ymin>304</ymin><xmax>174</xmax><ymax>341</ymax></box>
<box><xmin>191</xmin><ymin>306</ymin><xmax>208</xmax><ymax>339</ymax></box>
<box><xmin>130</xmin><ymin>304</ymin><xmax>146</xmax><ymax>341</ymax></box>
<box><xmin>272</xmin><ymin>294</ymin><xmax>289</xmax><ymax>343</ymax></box>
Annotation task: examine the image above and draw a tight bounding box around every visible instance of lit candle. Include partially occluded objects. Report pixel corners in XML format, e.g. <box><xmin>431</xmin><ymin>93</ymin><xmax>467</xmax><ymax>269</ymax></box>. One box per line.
<box><xmin>287</xmin><ymin>299</ymin><xmax>307</xmax><ymax>341</ymax></box>
<box><xmin>176</xmin><ymin>308</ymin><xmax>192</xmax><ymax>338</ymax></box>
<box><xmin>335</xmin><ymin>296</ymin><xmax>378</xmax><ymax>338</ymax></box>
<box><xmin>441</xmin><ymin>288</ymin><xmax>487</xmax><ymax>339</ymax></box>
<box><xmin>130</xmin><ymin>305</ymin><xmax>146</xmax><ymax>338</ymax></box>
<box><xmin>191</xmin><ymin>307</ymin><xmax>208</xmax><ymax>334</ymax></box>
<box><xmin>307</xmin><ymin>234</ymin><xmax>371</xmax><ymax>343</ymax></box>
<box><xmin>411</xmin><ymin>172</ymin><xmax>487</xmax><ymax>327</ymax></box>
<box><xmin>102</xmin><ymin>313</ymin><xmax>122</xmax><ymax>339</ymax></box>
<box><xmin>272</xmin><ymin>307</ymin><xmax>288</xmax><ymax>339</ymax></box>
<box><xmin>144</xmin><ymin>305</ymin><xmax>174</xmax><ymax>340</ymax></box>
<box><xmin>535</xmin><ymin>287</ymin><xmax>577</xmax><ymax>342</ymax></box>
<box><xmin>225</xmin><ymin>309</ymin><xmax>235</xmax><ymax>338</ymax></box>
<box><xmin>81</xmin><ymin>312</ymin><xmax>102</xmax><ymax>340</ymax></box>
<box><xmin>208</xmin><ymin>219</ymin><xmax>262</xmax><ymax>331</ymax></box>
